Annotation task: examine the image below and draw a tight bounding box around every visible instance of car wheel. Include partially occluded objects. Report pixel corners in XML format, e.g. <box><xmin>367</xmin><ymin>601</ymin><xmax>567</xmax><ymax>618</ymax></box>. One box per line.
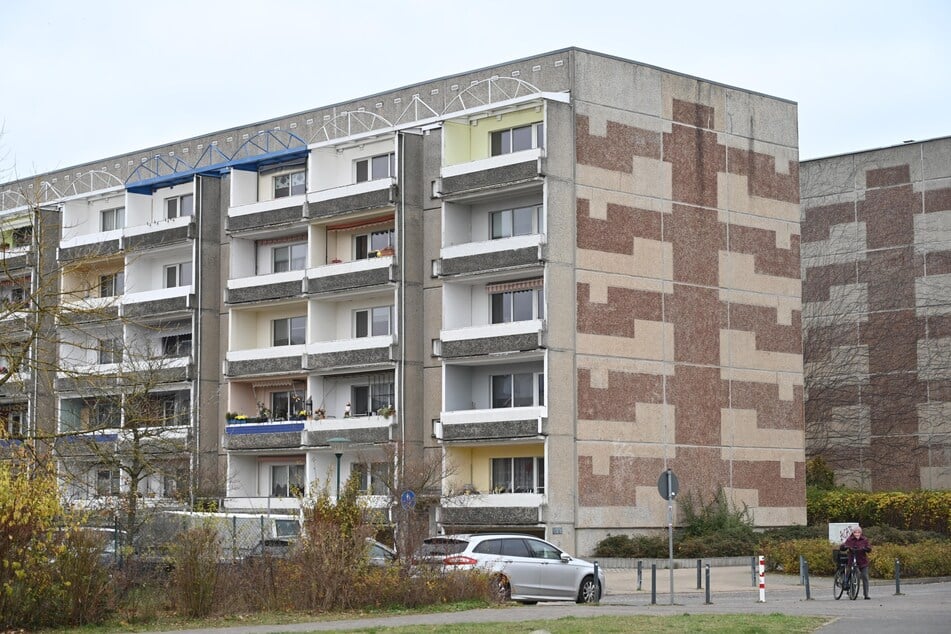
<box><xmin>576</xmin><ymin>575</ymin><xmax>600</xmax><ymax>603</ymax></box>
<box><xmin>518</xmin><ymin>600</ymin><xmax>538</xmax><ymax>605</ymax></box>
<box><xmin>493</xmin><ymin>574</ymin><xmax>512</xmax><ymax>602</ymax></box>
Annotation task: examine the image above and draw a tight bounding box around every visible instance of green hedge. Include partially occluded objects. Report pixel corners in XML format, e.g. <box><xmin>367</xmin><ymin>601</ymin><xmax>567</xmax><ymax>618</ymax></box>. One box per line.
<box><xmin>761</xmin><ymin>538</ymin><xmax>951</xmax><ymax>578</ymax></box>
<box><xmin>807</xmin><ymin>489</ymin><xmax>951</xmax><ymax>534</ymax></box>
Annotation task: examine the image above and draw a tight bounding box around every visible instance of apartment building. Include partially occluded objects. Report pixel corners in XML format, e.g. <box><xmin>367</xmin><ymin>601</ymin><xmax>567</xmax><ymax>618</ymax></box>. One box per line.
<box><xmin>0</xmin><ymin>48</ymin><xmax>804</xmax><ymax>553</ymax></box>
<box><xmin>802</xmin><ymin>137</ymin><xmax>951</xmax><ymax>491</ymax></box>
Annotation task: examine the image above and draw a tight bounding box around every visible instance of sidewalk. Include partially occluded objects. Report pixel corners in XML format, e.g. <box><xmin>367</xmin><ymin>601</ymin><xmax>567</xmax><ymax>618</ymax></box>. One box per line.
<box><xmin>603</xmin><ymin>563</ymin><xmax>799</xmax><ymax>597</ymax></box>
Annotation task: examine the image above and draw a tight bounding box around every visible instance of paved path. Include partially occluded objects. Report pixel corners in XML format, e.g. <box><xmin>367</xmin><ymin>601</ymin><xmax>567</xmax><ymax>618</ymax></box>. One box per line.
<box><xmin>156</xmin><ymin>567</ymin><xmax>951</xmax><ymax>633</ymax></box>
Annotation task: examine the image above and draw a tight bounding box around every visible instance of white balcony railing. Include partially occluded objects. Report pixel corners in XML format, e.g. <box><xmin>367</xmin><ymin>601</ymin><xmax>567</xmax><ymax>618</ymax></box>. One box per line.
<box><xmin>440</xmin><ymin>319</ymin><xmax>544</xmax><ymax>343</ymax></box>
<box><xmin>308</xmin><ymin>177</ymin><xmax>393</xmax><ymax>204</ymax></box>
<box><xmin>440</xmin><ymin>234</ymin><xmax>543</xmax><ymax>259</ymax></box>
<box><xmin>228</xmin><ymin>269</ymin><xmax>305</xmax><ymax>290</ymax></box>
<box><xmin>306</xmin><ymin>255</ymin><xmax>391</xmax><ymax>280</ymax></box>
<box><xmin>122</xmin><ymin>284</ymin><xmax>192</xmax><ymax>305</ymax></box>
<box><xmin>226</xmin><ymin>344</ymin><xmax>306</xmax><ymax>362</ymax></box>
<box><xmin>228</xmin><ymin>193</ymin><xmax>306</xmax><ymax>218</ymax></box>
<box><xmin>304</xmin><ymin>334</ymin><xmax>394</xmax><ymax>355</ymax></box>
<box><xmin>440</xmin><ymin>147</ymin><xmax>543</xmax><ymax>179</ymax></box>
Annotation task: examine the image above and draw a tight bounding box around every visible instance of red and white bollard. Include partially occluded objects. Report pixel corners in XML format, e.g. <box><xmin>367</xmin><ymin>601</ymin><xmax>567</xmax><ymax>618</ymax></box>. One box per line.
<box><xmin>758</xmin><ymin>555</ymin><xmax>766</xmax><ymax>602</ymax></box>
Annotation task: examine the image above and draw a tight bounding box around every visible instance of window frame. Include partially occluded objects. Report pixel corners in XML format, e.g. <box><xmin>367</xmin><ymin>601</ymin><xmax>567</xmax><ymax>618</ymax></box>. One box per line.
<box><xmin>352</xmin><ymin>461</ymin><xmax>391</xmax><ymax>495</ymax></box>
<box><xmin>96</xmin><ymin>468</ymin><xmax>121</xmax><ymax>497</ymax></box>
<box><xmin>164</xmin><ymin>262</ymin><xmax>192</xmax><ymax>288</ymax></box>
<box><xmin>161</xmin><ymin>333</ymin><xmax>192</xmax><ymax>358</ymax></box>
<box><xmin>97</xmin><ymin>338</ymin><xmax>123</xmax><ymax>365</ymax></box>
<box><xmin>272</xmin><ymin>242</ymin><xmax>307</xmax><ymax>272</ymax></box>
<box><xmin>272</xmin><ymin>316</ymin><xmax>306</xmax><ymax>347</ymax></box>
<box><xmin>490</xmin><ymin>287</ymin><xmax>544</xmax><ymax>324</ymax></box>
<box><xmin>165</xmin><ymin>193</ymin><xmax>194</xmax><ymax>219</ymax></box>
<box><xmin>354</xmin><ymin>229</ymin><xmax>395</xmax><ymax>259</ymax></box>
<box><xmin>490</xmin><ymin>456</ymin><xmax>545</xmax><ymax>494</ymax></box>
<box><xmin>490</xmin><ymin>122</ymin><xmax>545</xmax><ymax>157</ymax></box>
<box><xmin>269</xmin><ymin>389</ymin><xmax>304</xmax><ymax>420</ymax></box>
<box><xmin>355</xmin><ymin>152</ymin><xmax>396</xmax><ymax>183</ymax></box>
<box><xmin>490</xmin><ymin>371</ymin><xmax>544</xmax><ymax>408</ymax></box>
<box><xmin>490</xmin><ymin>204</ymin><xmax>543</xmax><ymax>240</ymax></box>
<box><xmin>100</xmin><ymin>207</ymin><xmax>125</xmax><ymax>232</ymax></box>
<box><xmin>351</xmin><ymin>380</ymin><xmax>395</xmax><ymax>416</ymax></box>
<box><xmin>270</xmin><ymin>463</ymin><xmax>305</xmax><ymax>497</ymax></box>
<box><xmin>354</xmin><ymin>305</ymin><xmax>392</xmax><ymax>338</ymax></box>
<box><xmin>273</xmin><ymin>169</ymin><xmax>306</xmax><ymax>198</ymax></box>
<box><xmin>99</xmin><ymin>272</ymin><xmax>124</xmax><ymax>298</ymax></box>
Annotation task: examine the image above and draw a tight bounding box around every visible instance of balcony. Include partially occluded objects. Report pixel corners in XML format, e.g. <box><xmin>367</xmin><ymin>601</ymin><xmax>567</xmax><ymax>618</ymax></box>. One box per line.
<box><xmin>437</xmin><ymin>320</ymin><xmax>545</xmax><ymax>358</ymax></box>
<box><xmin>223</xmin><ymin>419</ymin><xmax>305</xmax><ymax>451</ymax></box>
<box><xmin>437</xmin><ymin>235</ymin><xmax>544</xmax><ymax>278</ymax></box>
<box><xmin>122</xmin><ymin>285</ymin><xmax>194</xmax><ymax>320</ymax></box>
<box><xmin>303</xmin><ymin>335</ymin><xmax>395</xmax><ymax>372</ymax></box>
<box><xmin>58</xmin><ymin>215</ymin><xmax>193</xmax><ymax>262</ymax></box>
<box><xmin>227</xmin><ymin>270</ymin><xmax>305</xmax><ymax>304</ymax></box>
<box><xmin>227</xmin><ymin>194</ymin><xmax>306</xmax><ymax>233</ymax></box>
<box><xmin>225</xmin><ymin>345</ymin><xmax>306</xmax><ymax>377</ymax></box>
<box><xmin>436</xmin><ymin>407</ymin><xmax>546</xmax><ymax>442</ymax></box>
<box><xmin>307</xmin><ymin>179</ymin><xmax>396</xmax><ymax>220</ymax></box>
<box><xmin>305</xmin><ymin>256</ymin><xmax>394</xmax><ymax>296</ymax></box>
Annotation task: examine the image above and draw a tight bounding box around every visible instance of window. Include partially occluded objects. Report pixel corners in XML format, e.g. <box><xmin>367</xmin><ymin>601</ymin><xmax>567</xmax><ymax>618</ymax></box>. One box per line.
<box><xmin>164</xmin><ymin>262</ymin><xmax>192</xmax><ymax>288</ymax></box>
<box><xmin>98</xmin><ymin>338</ymin><xmax>122</xmax><ymax>364</ymax></box>
<box><xmin>90</xmin><ymin>400</ymin><xmax>120</xmax><ymax>428</ymax></box>
<box><xmin>490</xmin><ymin>205</ymin><xmax>543</xmax><ymax>239</ymax></box>
<box><xmin>162</xmin><ymin>333</ymin><xmax>192</xmax><ymax>357</ymax></box>
<box><xmin>271</xmin><ymin>464</ymin><xmax>305</xmax><ymax>497</ymax></box>
<box><xmin>490</xmin><ymin>122</ymin><xmax>544</xmax><ymax>156</ymax></box>
<box><xmin>352</xmin><ymin>462</ymin><xmax>390</xmax><ymax>495</ymax></box>
<box><xmin>2</xmin><ymin>411</ymin><xmax>23</xmax><ymax>436</ymax></box>
<box><xmin>96</xmin><ymin>468</ymin><xmax>121</xmax><ymax>497</ymax></box>
<box><xmin>11</xmin><ymin>226</ymin><xmax>32</xmax><ymax>247</ymax></box>
<box><xmin>355</xmin><ymin>229</ymin><xmax>394</xmax><ymax>259</ymax></box>
<box><xmin>273</xmin><ymin>243</ymin><xmax>307</xmax><ymax>272</ymax></box>
<box><xmin>165</xmin><ymin>194</ymin><xmax>194</xmax><ymax>219</ymax></box>
<box><xmin>101</xmin><ymin>207</ymin><xmax>125</xmax><ymax>231</ymax></box>
<box><xmin>354</xmin><ymin>306</ymin><xmax>391</xmax><ymax>338</ymax></box>
<box><xmin>270</xmin><ymin>389</ymin><xmax>304</xmax><ymax>420</ymax></box>
<box><xmin>491</xmin><ymin>457</ymin><xmax>544</xmax><ymax>493</ymax></box>
<box><xmin>163</xmin><ymin>396</ymin><xmax>189</xmax><ymax>426</ymax></box>
<box><xmin>273</xmin><ymin>170</ymin><xmax>306</xmax><ymax>198</ymax></box>
<box><xmin>490</xmin><ymin>288</ymin><xmax>544</xmax><ymax>323</ymax></box>
<box><xmin>491</xmin><ymin>372</ymin><xmax>544</xmax><ymax>408</ymax></box>
<box><xmin>273</xmin><ymin>316</ymin><xmax>305</xmax><ymax>346</ymax></box>
<box><xmin>99</xmin><ymin>272</ymin><xmax>124</xmax><ymax>297</ymax></box>
<box><xmin>351</xmin><ymin>380</ymin><xmax>394</xmax><ymax>416</ymax></box>
<box><xmin>355</xmin><ymin>152</ymin><xmax>395</xmax><ymax>183</ymax></box>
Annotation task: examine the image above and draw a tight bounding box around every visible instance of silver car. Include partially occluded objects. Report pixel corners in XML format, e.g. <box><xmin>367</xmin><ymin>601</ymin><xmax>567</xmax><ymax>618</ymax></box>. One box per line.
<box><xmin>420</xmin><ymin>534</ymin><xmax>605</xmax><ymax>604</ymax></box>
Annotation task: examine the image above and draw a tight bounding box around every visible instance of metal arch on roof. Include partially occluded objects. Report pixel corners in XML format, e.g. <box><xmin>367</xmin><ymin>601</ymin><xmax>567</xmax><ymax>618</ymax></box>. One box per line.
<box><xmin>126</xmin><ymin>154</ymin><xmax>194</xmax><ymax>185</ymax></box>
<box><xmin>63</xmin><ymin>170</ymin><xmax>125</xmax><ymax>198</ymax></box>
<box><xmin>190</xmin><ymin>143</ymin><xmax>232</xmax><ymax>172</ymax></box>
<box><xmin>442</xmin><ymin>76</ymin><xmax>543</xmax><ymax>115</ymax></box>
<box><xmin>393</xmin><ymin>95</ymin><xmax>440</xmax><ymax>126</ymax></box>
<box><xmin>309</xmin><ymin>110</ymin><xmax>394</xmax><ymax>144</ymax></box>
<box><xmin>36</xmin><ymin>181</ymin><xmax>63</xmax><ymax>205</ymax></box>
<box><xmin>0</xmin><ymin>189</ymin><xmax>28</xmax><ymax>212</ymax></box>
<box><xmin>232</xmin><ymin>130</ymin><xmax>307</xmax><ymax>162</ymax></box>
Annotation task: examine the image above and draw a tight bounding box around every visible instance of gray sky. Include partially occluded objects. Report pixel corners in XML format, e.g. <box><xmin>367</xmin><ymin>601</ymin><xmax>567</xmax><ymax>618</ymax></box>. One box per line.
<box><xmin>1</xmin><ymin>0</ymin><xmax>949</xmax><ymax>180</ymax></box>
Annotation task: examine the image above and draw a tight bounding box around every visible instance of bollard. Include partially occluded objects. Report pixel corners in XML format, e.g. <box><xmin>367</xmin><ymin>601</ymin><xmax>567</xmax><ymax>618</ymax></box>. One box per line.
<box><xmin>757</xmin><ymin>555</ymin><xmax>766</xmax><ymax>603</ymax></box>
<box><xmin>751</xmin><ymin>556</ymin><xmax>757</xmax><ymax>587</ymax></box>
<box><xmin>804</xmin><ymin>558</ymin><xmax>812</xmax><ymax>600</ymax></box>
<box><xmin>704</xmin><ymin>563</ymin><xmax>712</xmax><ymax>604</ymax></box>
<box><xmin>799</xmin><ymin>554</ymin><xmax>805</xmax><ymax>585</ymax></box>
<box><xmin>593</xmin><ymin>561</ymin><xmax>601</xmax><ymax>603</ymax></box>
<box><xmin>651</xmin><ymin>563</ymin><xmax>657</xmax><ymax>605</ymax></box>
<box><xmin>895</xmin><ymin>558</ymin><xmax>902</xmax><ymax>595</ymax></box>
<box><xmin>696</xmin><ymin>559</ymin><xmax>702</xmax><ymax>589</ymax></box>
<box><xmin>637</xmin><ymin>559</ymin><xmax>643</xmax><ymax>591</ymax></box>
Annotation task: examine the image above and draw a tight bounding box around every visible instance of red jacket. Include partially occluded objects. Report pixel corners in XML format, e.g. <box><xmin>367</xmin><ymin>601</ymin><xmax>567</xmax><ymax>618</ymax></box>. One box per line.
<box><xmin>840</xmin><ymin>534</ymin><xmax>871</xmax><ymax>568</ymax></box>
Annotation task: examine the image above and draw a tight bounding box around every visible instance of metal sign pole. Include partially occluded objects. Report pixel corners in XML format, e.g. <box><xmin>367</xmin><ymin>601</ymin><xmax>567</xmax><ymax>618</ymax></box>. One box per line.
<box><xmin>667</xmin><ymin>469</ymin><xmax>675</xmax><ymax>605</ymax></box>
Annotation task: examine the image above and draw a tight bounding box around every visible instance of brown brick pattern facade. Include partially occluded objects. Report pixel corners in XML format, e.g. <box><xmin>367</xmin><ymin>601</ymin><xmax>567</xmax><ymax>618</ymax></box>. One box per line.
<box><xmin>574</xmin><ymin>88</ymin><xmax>803</xmax><ymax>529</ymax></box>
<box><xmin>802</xmin><ymin>140</ymin><xmax>951</xmax><ymax>490</ymax></box>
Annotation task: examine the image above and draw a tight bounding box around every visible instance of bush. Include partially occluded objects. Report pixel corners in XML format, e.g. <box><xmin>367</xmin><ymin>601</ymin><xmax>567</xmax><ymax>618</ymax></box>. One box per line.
<box><xmin>680</xmin><ymin>488</ymin><xmax>755</xmax><ymax>539</ymax></box>
<box><xmin>760</xmin><ymin>538</ymin><xmax>839</xmax><ymax>576</ymax></box>
<box><xmin>807</xmin><ymin>489</ymin><xmax>951</xmax><ymax>533</ymax></box>
<box><xmin>594</xmin><ymin>534</ymin><xmax>667</xmax><ymax>558</ymax></box>
<box><xmin>677</xmin><ymin>530</ymin><xmax>760</xmax><ymax>558</ymax></box>
<box><xmin>168</xmin><ymin>526</ymin><xmax>221</xmax><ymax>618</ymax></box>
<box><xmin>868</xmin><ymin>541</ymin><xmax>951</xmax><ymax>578</ymax></box>
<box><xmin>806</xmin><ymin>457</ymin><xmax>836</xmax><ymax>489</ymax></box>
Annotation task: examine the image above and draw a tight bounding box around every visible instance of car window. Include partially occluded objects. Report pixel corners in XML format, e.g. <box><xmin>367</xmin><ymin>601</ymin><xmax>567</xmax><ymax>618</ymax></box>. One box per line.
<box><xmin>526</xmin><ymin>538</ymin><xmax>562</xmax><ymax>560</ymax></box>
<box><xmin>370</xmin><ymin>544</ymin><xmax>394</xmax><ymax>560</ymax></box>
<box><xmin>473</xmin><ymin>539</ymin><xmax>502</xmax><ymax>555</ymax></box>
<box><xmin>421</xmin><ymin>538</ymin><xmax>468</xmax><ymax>557</ymax></box>
<box><xmin>500</xmin><ymin>538</ymin><xmax>531</xmax><ymax>557</ymax></box>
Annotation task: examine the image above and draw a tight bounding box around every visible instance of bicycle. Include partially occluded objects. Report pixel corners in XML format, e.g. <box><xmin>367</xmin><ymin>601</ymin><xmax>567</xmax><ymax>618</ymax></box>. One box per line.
<box><xmin>833</xmin><ymin>547</ymin><xmax>861</xmax><ymax>600</ymax></box>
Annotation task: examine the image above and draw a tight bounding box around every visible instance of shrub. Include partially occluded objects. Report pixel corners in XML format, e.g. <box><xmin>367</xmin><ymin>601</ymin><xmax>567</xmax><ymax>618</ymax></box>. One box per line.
<box><xmin>760</xmin><ymin>538</ymin><xmax>839</xmax><ymax>576</ymax></box>
<box><xmin>807</xmin><ymin>489</ymin><xmax>951</xmax><ymax>533</ymax></box>
<box><xmin>677</xmin><ymin>530</ymin><xmax>760</xmax><ymax>558</ymax></box>
<box><xmin>168</xmin><ymin>526</ymin><xmax>221</xmax><ymax>618</ymax></box>
<box><xmin>680</xmin><ymin>487</ymin><xmax>755</xmax><ymax>539</ymax></box>
<box><xmin>594</xmin><ymin>534</ymin><xmax>667</xmax><ymax>558</ymax></box>
<box><xmin>868</xmin><ymin>541</ymin><xmax>951</xmax><ymax>578</ymax></box>
<box><xmin>806</xmin><ymin>457</ymin><xmax>836</xmax><ymax>489</ymax></box>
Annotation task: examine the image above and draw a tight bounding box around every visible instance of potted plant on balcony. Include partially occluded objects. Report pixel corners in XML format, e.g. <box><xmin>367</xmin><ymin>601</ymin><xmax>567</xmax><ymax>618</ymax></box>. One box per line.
<box><xmin>377</xmin><ymin>405</ymin><xmax>395</xmax><ymax>419</ymax></box>
<box><xmin>377</xmin><ymin>245</ymin><xmax>395</xmax><ymax>257</ymax></box>
<box><xmin>256</xmin><ymin>402</ymin><xmax>271</xmax><ymax>422</ymax></box>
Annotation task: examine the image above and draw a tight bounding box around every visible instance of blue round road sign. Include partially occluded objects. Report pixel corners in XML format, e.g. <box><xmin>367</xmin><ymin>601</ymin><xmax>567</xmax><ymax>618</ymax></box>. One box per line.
<box><xmin>400</xmin><ymin>490</ymin><xmax>416</xmax><ymax>510</ymax></box>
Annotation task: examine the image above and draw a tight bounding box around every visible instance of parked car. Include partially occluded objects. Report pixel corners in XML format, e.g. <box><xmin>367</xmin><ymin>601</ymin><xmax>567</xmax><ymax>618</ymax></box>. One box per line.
<box><xmin>367</xmin><ymin>538</ymin><xmax>397</xmax><ymax>567</ymax></box>
<box><xmin>420</xmin><ymin>534</ymin><xmax>605</xmax><ymax>604</ymax></box>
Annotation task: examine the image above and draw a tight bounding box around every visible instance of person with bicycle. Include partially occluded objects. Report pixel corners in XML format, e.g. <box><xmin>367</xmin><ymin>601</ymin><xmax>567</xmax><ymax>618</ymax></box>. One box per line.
<box><xmin>840</xmin><ymin>526</ymin><xmax>872</xmax><ymax>599</ymax></box>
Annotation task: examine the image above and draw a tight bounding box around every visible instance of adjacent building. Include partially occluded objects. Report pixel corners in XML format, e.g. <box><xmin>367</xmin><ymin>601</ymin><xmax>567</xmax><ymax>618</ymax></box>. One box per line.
<box><xmin>802</xmin><ymin>137</ymin><xmax>951</xmax><ymax>491</ymax></box>
<box><xmin>0</xmin><ymin>48</ymin><xmax>805</xmax><ymax>553</ymax></box>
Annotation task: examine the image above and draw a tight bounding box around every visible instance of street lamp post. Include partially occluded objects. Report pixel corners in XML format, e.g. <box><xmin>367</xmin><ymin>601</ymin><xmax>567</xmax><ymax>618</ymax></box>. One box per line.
<box><xmin>327</xmin><ymin>437</ymin><xmax>350</xmax><ymax>499</ymax></box>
